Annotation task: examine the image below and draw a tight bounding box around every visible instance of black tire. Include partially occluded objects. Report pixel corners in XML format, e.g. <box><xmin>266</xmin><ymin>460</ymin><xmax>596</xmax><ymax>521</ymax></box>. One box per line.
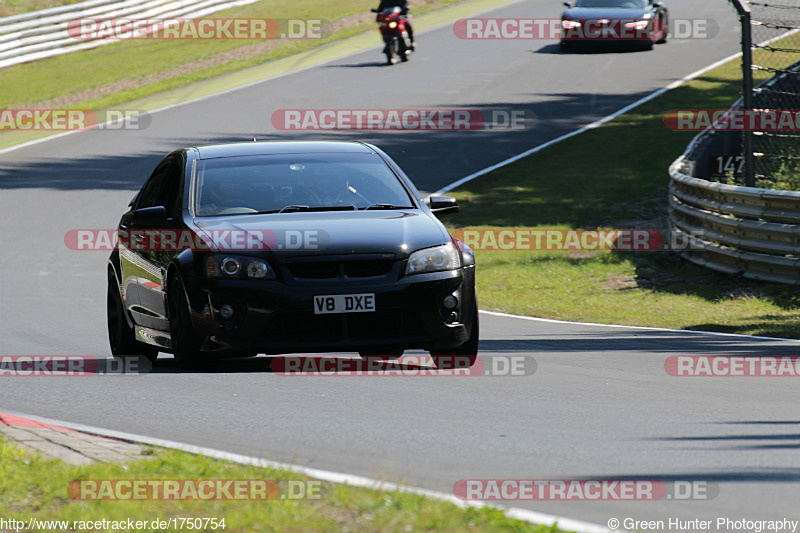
<box><xmin>656</xmin><ymin>16</ymin><xmax>668</xmax><ymax>44</ymax></box>
<box><xmin>400</xmin><ymin>35</ymin><xmax>410</xmax><ymax>61</ymax></box>
<box><xmin>430</xmin><ymin>301</ymin><xmax>479</xmax><ymax>369</ymax></box>
<box><xmin>386</xmin><ymin>37</ymin><xmax>399</xmax><ymax>64</ymax></box>
<box><xmin>107</xmin><ymin>273</ymin><xmax>158</xmax><ymax>362</ymax></box>
<box><xmin>167</xmin><ymin>274</ymin><xmax>211</xmax><ymax>369</ymax></box>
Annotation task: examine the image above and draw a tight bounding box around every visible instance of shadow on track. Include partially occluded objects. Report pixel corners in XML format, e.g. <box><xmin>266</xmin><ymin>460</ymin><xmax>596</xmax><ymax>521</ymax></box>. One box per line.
<box><xmin>0</xmin><ymin>94</ymin><xmax>655</xmax><ymax>193</ymax></box>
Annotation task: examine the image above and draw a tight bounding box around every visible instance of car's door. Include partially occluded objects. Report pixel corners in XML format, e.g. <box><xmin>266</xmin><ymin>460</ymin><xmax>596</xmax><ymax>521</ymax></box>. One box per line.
<box><xmin>118</xmin><ymin>192</ymin><xmax>146</xmax><ymax>328</ymax></box>
<box><xmin>124</xmin><ymin>153</ymin><xmax>185</xmax><ymax>331</ymax></box>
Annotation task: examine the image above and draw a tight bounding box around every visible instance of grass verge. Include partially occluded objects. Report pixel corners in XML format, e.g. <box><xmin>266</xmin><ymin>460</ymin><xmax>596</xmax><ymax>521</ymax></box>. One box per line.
<box><xmin>446</xmin><ymin>51</ymin><xmax>800</xmax><ymax>339</ymax></box>
<box><xmin>0</xmin><ymin>436</ymin><xmax>571</xmax><ymax>533</ymax></box>
<box><xmin>0</xmin><ymin>0</ymin><xmax>81</xmax><ymax>16</ymax></box>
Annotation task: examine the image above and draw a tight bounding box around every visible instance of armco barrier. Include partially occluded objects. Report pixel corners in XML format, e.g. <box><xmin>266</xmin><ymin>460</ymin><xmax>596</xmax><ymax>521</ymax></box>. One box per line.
<box><xmin>667</xmin><ymin>49</ymin><xmax>800</xmax><ymax>285</ymax></box>
<box><xmin>668</xmin><ymin>150</ymin><xmax>800</xmax><ymax>285</ymax></box>
<box><xmin>0</xmin><ymin>0</ymin><xmax>260</xmax><ymax>69</ymax></box>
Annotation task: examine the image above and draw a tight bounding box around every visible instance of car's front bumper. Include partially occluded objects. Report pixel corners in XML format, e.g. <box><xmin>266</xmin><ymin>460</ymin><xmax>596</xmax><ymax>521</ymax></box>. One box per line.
<box><xmin>560</xmin><ymin>21</ymin><xmax>655</xmax><ymax>45</ymax></box>
<box><xmin>184</xmin><ymin>266</ymin><xmax>476</xmax><ymax>356</ymax></box>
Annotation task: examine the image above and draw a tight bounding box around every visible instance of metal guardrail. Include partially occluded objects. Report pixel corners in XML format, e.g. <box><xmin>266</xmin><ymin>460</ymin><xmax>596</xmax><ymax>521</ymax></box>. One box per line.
<box><xmin>0</xmin><ymin>0</ymin><xmax>260</xmax><ymax>69</ymax></box>
<box><xmin>669</xmin><ymin>152</ymin><xmax>800</xmax><ymax>285</ymax></box>
<box><xmin>666</xmin><ymin>9</ymin><xmax>800</xmax><ymax>287</ymax></box>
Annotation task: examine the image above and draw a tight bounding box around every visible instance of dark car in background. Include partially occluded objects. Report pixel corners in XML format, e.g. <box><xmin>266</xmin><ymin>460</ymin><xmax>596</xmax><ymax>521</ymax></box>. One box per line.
<box><xmin>107</xmin><ymin>141</ymin><xmax>478</xmax><ymax>369</ymax></box>
<box><xmin>560</xmin><ymin>0</ymin><xmax>669</xmax><ymax>51</ymax></box>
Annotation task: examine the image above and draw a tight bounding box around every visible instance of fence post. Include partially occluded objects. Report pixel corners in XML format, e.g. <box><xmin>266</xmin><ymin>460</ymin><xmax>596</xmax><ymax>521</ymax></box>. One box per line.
<box><xmin>729</xmin><ymin>0</ymin><xmax>756</xmax><ymax>187</ymax></box>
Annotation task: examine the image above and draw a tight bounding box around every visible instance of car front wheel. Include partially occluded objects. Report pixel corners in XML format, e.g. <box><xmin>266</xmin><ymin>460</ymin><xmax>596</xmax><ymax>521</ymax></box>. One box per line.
<box><xmin>656</xmin><ymin>16</ymin><xmax>668</xmax><ymax>44</ymax></box>
<box><xmin>167</xmin><ymin>274</ymin><xmax>211</xmax><ymax>369</ymax></box>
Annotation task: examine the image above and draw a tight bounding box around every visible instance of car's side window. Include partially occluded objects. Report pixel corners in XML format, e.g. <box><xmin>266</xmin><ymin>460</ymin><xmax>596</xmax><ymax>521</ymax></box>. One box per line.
<box><xmin>136</xmin><ymin>156</ymin><xmax>183</xmax><ymax>215</ymax></box>
<box><xmin>160</xmin><ymin>158</ymin><xmax>183</xmax><ymax>217</ymax></box>
<box><xmin>136</xmin><ymin>159</ymin><xmax>170</xmax><ymax>210</ymax></box>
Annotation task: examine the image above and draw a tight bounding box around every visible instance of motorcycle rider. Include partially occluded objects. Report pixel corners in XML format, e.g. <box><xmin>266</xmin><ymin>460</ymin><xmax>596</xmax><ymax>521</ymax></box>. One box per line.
<box><xmin>376</xmin><ymin>0</ymin><xmax>415</xmax><ymax>50</ymax></box>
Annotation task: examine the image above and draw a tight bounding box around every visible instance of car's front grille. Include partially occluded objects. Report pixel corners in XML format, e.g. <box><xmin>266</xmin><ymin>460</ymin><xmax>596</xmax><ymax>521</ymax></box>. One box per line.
<box><xmin>288</xmin><ymin>261</ymin><xmax>339</xmax><ymax>279</ymax></box>
<box><xmin>287</xmin><ymin>258</ymin><xmax>395</xmax><ymax>280</ymax></box>
<box><xmin>344</xmin><ymin>259</ymin><xmax>394</xmax><ymax>278</ymax></box>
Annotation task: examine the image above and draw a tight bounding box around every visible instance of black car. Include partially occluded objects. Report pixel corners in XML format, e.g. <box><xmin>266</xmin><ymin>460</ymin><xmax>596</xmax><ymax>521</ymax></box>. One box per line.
<box><xmin>107</xmin><ymin>141</ymin><xmax>478</xmax><ymax>368</ymax></box>
<box><xmin>560</xmin><ymin>0</ymin><xmax>668</xmax><ymax>51</ymax></box>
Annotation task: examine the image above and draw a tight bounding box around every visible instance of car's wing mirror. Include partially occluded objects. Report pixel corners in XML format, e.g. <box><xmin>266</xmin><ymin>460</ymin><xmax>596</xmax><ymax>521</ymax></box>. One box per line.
<box><xmin>132</xmin><ymin>206</ymin><xmax>168</xmax><ymax>227</ymax></box>
<box><xmin>562</xmin><ymin>1</ymin><xmax>572</xmax><ymax>7</ymax></box>
<box><xmin>428</xmin><ymin>196</ymin><xmax>459</xmax><ymax>216</ymax></box>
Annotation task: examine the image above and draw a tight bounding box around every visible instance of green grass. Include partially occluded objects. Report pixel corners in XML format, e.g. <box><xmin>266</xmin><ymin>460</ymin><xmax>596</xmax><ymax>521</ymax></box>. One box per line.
<box><xmin>0</xmin><ymin>0</ymin><xmax>465</xmax><ymax>111</ymax></box>
<box><xmin>473</xmin><ymin>249</ymin><xmax>800</xmax><ymax>337</ymax></box>
<box><xmin>0</xmin><ymin>0</ymin><xmax>81</xmax><ymax>16</ymax></box>
<box><xmin>0</xmin><ymin>437</ymin><xmax>571</xmax><ymax>532</ymax></box>
<box><xmin>447</xmin><ymin>51</ymin><xmax>800</xmax><ymax>338</ymax></box>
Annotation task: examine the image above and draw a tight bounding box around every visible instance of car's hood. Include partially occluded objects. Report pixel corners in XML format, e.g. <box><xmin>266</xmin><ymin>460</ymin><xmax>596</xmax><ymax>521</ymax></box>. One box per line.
<box><xmin>193</xmin><ymin>210</ymin><xmax>451</xmax><ymax>259</ymax></box>
<box><xmin>563</xmin><ymin>7</ymin><xmax>650</xmax><ymax>20</ymax></box>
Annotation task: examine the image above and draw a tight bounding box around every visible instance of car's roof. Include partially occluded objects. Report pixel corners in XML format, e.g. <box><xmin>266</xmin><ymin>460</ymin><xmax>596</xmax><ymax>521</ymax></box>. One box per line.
<box><xmin>193</xmin><ymin>141</ymin><xmax>376</xmax><ymax>160</ymax></box>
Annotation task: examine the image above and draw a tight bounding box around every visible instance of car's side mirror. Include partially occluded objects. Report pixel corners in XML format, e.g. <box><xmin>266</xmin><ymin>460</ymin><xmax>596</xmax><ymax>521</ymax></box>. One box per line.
<box><xmin>562</xmin><ymin>1</ymin><xmax>572</xmax><ymax>7</ymax></box>
<box><xmin>428</xmin><ymin>196</ymin><xmax>459</xmax><ymax>216</ymax></box>
<box><xmin>651</xmin><ymin>1</ymin><xmax>662</xmax><ymax>6</ymax></box>
<box><xmin>132</xmin><ymin>206</ymin><xmax>169</xmax><ymax>227</ymax></box>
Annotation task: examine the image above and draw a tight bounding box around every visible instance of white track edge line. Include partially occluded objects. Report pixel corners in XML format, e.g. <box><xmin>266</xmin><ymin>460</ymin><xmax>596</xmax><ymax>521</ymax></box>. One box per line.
<box><xmin>430</xmin><ymin>53</ymin><xmax>740</xmax><ymax>195</ymax></box>
<box><xmin>0</xmin><ymin>408</ymin><xmax>611</xmax><ymax>533</ymax></box>
<box><xmin>431</xmin><ymin>29</ymin><xmax>800</xmax><ymax>196</ymax></box>
<box><xmin>479</xmin><ymin>310</ymin><xmax>799</xmax><ymax>343</ymax></box>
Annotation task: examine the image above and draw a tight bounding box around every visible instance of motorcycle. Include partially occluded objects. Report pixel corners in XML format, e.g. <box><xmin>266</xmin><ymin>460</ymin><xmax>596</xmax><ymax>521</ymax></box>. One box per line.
<box><xmin>371</xmin><ymin>6</ymin><xmax>412</xmax><ymax>65</ymax></box>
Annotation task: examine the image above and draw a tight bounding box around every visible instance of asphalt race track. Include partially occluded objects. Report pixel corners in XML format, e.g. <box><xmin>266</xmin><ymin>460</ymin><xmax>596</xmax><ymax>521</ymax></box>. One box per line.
<box><xmin>2</xmin><ymin>0</ymin><xmax>799</xmax><ymax>528</ymax></box>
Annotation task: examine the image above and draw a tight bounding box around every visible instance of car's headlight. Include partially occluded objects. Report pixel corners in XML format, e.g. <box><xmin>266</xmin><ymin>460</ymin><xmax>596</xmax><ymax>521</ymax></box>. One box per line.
<box><xmin>204</xmin><ymin>255</ymin><xmax>276</xmax><ymax>279</ymax></box>
<box><xmin>406</xmin><ymin>243</ymin><xmax>461</xmax><ymax>275</ymax></box>
<box><xmin>562</xmin><ymin>19</ymin><xmax>582</xmax><ymax>29</ymax></box>
<box><xmin>624</xmin><ymin>19</ymin><xmax>650</xmax><ymax>30</ymax></box>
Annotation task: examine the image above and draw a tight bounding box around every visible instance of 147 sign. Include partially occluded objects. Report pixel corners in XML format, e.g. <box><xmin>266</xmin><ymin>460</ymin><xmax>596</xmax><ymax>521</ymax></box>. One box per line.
<box><xmin>709</xmin><ymin>155</ymin><xmax>744</xmax><ymax>178</ymax></box>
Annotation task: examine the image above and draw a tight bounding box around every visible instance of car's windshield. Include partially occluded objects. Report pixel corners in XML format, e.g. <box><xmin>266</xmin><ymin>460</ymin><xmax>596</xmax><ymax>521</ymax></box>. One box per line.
<box><xmin>574</xmin><ymin>0</ymin><xmax>647</xmax><ymax>8</ymax></box>
<box><xmin>194</xmin><ymin>152</ymin><xmax>415</xmax><ymax>216</ymax></box>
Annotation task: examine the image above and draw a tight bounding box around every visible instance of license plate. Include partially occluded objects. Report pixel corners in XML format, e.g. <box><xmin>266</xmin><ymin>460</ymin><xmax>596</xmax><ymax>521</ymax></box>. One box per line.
<box><xmin>313</xmin><ymin>293</ymin><xmax>376</xmax><ymax>314</ymax></box>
